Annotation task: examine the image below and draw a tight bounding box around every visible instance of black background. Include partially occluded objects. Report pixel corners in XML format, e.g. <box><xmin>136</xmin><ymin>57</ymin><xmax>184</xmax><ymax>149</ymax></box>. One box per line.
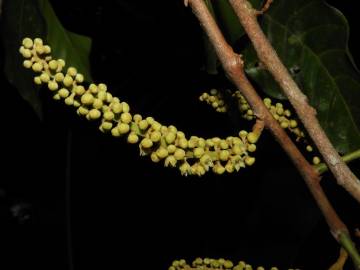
<box><xmin>0</xmin><ymin>0</ymin><xmax>359</xmax><ymax>269</ymax></box>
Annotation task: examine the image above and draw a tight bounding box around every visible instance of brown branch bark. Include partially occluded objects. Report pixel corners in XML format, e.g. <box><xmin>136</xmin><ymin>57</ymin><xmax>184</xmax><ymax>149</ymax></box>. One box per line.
<box><xmin>187</xmin><ymin>0</ymin><xmax>349</xmax><ymax>240</ymax></box>
<box><xmin>228</xmin><ymin>0</ymin><xmax>360</xmax><ymax>204</ymax></box>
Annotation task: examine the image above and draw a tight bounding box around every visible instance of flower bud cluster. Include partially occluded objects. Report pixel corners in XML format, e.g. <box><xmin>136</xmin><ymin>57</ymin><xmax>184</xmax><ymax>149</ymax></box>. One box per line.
<box><xmin>20</xmin><ymin>38</ymin><xmax>261</xmax><ymax>176</ymax></box>
<box><xmin>199</xmin><ymin>89</ymin><xmax>321</xmax><ymax>165</ymax></box>
<box><xmin>169</xmin><ymin>258</ymin><xmax>288</xmax><ymax>270</ymax></box>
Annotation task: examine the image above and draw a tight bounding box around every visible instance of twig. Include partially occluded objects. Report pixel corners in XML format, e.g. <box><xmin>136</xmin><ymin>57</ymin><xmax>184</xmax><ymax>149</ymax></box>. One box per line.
<box><xmin>187</xmin><ymin>0</ymin><xmax>348</xmax><ymax>242</ymax></box>
<box><xmin>228</xmin><ymin>0</ymin><xmax>360</xmax><ymax>203</ymax></box>
<box><xmin>316</xmin><ymin>149</ymin><xmax>360</xmax><ymax>174</ymax></box>
<box><xmin>328</xmin><ymin>247</ymin><xmax>348</xmax><ymax>270</ymax></box>
<box><xmin>255</xmin><ymin>0</ymin><xmax>273</xmax><ymax>15</ymax></box>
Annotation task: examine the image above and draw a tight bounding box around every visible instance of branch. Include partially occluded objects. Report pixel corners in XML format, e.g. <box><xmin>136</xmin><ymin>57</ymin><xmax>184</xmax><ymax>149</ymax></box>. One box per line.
<box><xmin>187</xmin><ymin>0</ymin><xmax>348</xmax><ymax>242</ymax></box>
<box><xmin>187</xmin><ymin>1</ymin><xmax>360</xmax><ymax>266</ymax></box>
<box><xmin>228</xmin><ymin>0</ymin><xmax>360</xmax><ymax>203</ymax></box>
<box><xmin>316</xmin><ymin>149</ymin><xmax>360</xmax><ymax>175</ymax></box>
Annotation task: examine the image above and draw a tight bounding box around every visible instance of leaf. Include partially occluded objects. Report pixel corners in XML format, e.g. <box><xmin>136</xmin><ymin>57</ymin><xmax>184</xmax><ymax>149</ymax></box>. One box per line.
<box><xmin>242</xmin><ymin>0</ymin><xmax>360</xmax><ymax>154</ymax></box>
<box><xmin>37</xmin><ymin>0</ymin><xmax>92</xmax><ymax>80</ymax></box>
<box><xmin>202</xmin><ymin>0</ymin><xmax>263</xmax><ymax>74</ymax></box>
<box><xmin>210</xmin><ymin>0</ymin><xmax>263</xmax><ymax>44</ymax></box>
<box><xmin>2</xmin><ymin>0</ymin><xmax>92</xmax><ymax>118</ymax></box>
<box><xmin>2</xmin><ymin>0</ymin><xmax>46</xmax><ymax>118</ymax></box>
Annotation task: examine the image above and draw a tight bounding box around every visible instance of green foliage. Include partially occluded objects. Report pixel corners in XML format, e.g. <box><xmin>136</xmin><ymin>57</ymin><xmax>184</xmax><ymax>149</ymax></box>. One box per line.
<box><xmin>2</xmin><ymin>0</ymin><xmax>46</xmax><ymax>118</ymax></box>
<box><xmin>209</xmin><ymin>0</ymin><xmax>263</xmax><ymax>44</ymax></box>
<box><xmin>37</xmin><ymin>0</ymin><xmax>92</xmax><ymax>80</ymax></box>
<box><xmin>2</xmin><ymin>0</ymin><xmax>92</xmax><ymax>118</ymax></box>
<box><xmin>242</xmin><ymin>0</ymin><xmax>360</xmax><ymax>154</ymax></box>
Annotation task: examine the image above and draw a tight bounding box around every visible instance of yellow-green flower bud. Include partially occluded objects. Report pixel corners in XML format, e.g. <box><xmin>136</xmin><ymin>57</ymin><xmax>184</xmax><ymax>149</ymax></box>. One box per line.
<box><xmin>43</xmin><ymin>45</ymin><xmax>51</xmax><ymax>54</ymax></box>
<box><xmin>312</xmin><ymin>156</ymin><xmax>321</xmax><ymax>165</ymax></box>
<box><xmin>167</xmin><ymin>144</ymin><xmax>176</xmax><ymax>154</ymax></box>
<box><xmin>247</xmin><ymin>144</ymin><xmax>257</xmax><ymax>152</ymax></box>
<box><xmin>122</xmin><ymin>102</ymin><xmax>130</xmax><ymax>113</ymax></box>
<box><xmin>120</xmin><ymin>112</ymin><xmax>132</xmax><ymax>124</ymax></box>
<box><xmin>280</xmin><ymin>121</ymin><xmax>289</xmax><ymax>129</ymax></box>
<box><xmin>179</xmin><ymin>162</ymin><xmax>191</xmax><ymax>176</ymax></box>
<box><xmin>81</xmin><ymin>93</ymin><xmax>94</xmax><ymax>105</ymax></box>
<box><xmin>23</xmin><ymin>60</ymin><xmax>32</xmax><ymax>69</ymax></box>
<box><xmin>48</xmin><ymin>81</ymin><xmax>58</xmax><ymax>91</ymax></box>
<box><xmin>224</xmin><ymin>260</ymin><xmax>233</xmax><ymax>269</ymax></box>
<box><xmin>151</xmin><ymin>152</ymin><xmax>160</xmax><ymax>163</ymax></box>
<box><xmin>53</xmin><ymin>93</ymin><xmax>61</xmax><ymax>100</ymax></box>
<box><xmin>156</xmin><ymin>147</ymin><xmax>169</xmax><ymax>159</ymax></box>
<box><xmin>58</xmin><ymin>88</ymin><xmax>70</xmax><ymax>98</ymax></box>
<box><xmin>93</xmin><ymin>98</ymin><xmax>103</xmax><ymax>109</ymax></box>
<box><xmin>141</xmin><ymin>138</ymin><xmax>153</xmax><ymax>148</ymax></box>
<box><xmin>290</xmin><ymin>119</ymin><xmax>298</xmax><ymax>128</ymax></box>
<box><xmin>48</xmin><ymin>60</ymin><xmax>58</xmax><ymax>70</ymax></box>
<box><xmin>133</xmin><ymin>114</ymin><xmax>142</xmax><ymax>123</ymax></box>
<box><xmin>245</xmin><ymin>156</ymin><xmax>255</xmax><ymax>166</ymax></box>
<box><xmin>164</xmin><ymin>155</ymin><xmax>177</xmax><ymax>167</ymax></box>
<box><xmin>103</xmin><ymin>111</ymin><xmax>115</xmax><ymax>121</ymax></box>
<box><xmin>219</xmin><ymin>140</ymin><xmax>229</xmax><ymax>150</ymax></box>
<box><xmin>75</xmin><ymin>73</ymin><xmax>84</xmax><ymax>83</ymax></box>
<box><xmin>100</xmin><ymin>121</ymin><xmax>113</xmax><ymax>131</ymax></box>
<box><xmin>32</xmin><ymin>62</ymin><xmax>43</xmax><ymax>72</ymax></box>
<box><xmin>174</xmin><ymin>148</ymin><xmax>186</xmax><ymax>160</ymax></box>
<box><xmin>34</xmin><ymin>38</ymin><xmax>43</xmax><ymax>46</ymax></box>
<box><xmin>88</xmin><ymin>109</ymin><xmax>101</xmax><ymax>120</ymax></box>
<box><xmin>111</xmin><ymin>102</ymin><xmax>123</xmax><ymax>114</ymax></box>
<box><xmin>165</xmin><ymin>132</ymin><xmax>176</xmax><ymax>144</ymax></box>
<box><xmin>193</xmin><ymin>147</ymin><xmax>204</xmax><ymax>158</ymax></box>
<box><xmin>225</xmin><ymin>162</ymin><xmax>234</xmax><ymax>173</ymax></box>
<box><xmin>118</xmin><ymin>123</ymin><xmax>130</xmax><ymax>134</ymax></box>
<box><xmin>138</xmin><ymin>120</ymin><xmax>149</xmax><ymax>130</ymax></box>
<box><xmin>62</xmin><ymin>75</ymin><xmax>73</xmax><ymax>87</ymax></box>
<box><xmin>65</xmin><ymin>96</ymin><xmax>74</xmax><ymax>106</ymax></box>
<box><xmin>67</xmin><ymin>67</ymin><xmax>77</xmax><ymax>77</ymax></box>
<box><xmin>239</xmin><ymin>130</ymin><xmax>248</xmax><ymax>138</ymax></box>
<box><xmin>35</xmin><ymin>45</ymin><xmax>44</xmax><ymax>54</ymax></box>
<box><xmin>74</xmin><ymin>85</ymin><xmax>86</xmax><ymax>95</ymax></box>
<box><xmin>219</xmin><ymin>150</ymin><xmax>230</xmax><ymax>161</ymax></box>
<box><xmin>22</xmin><ymin>37</ymin><xmax>33</xmax><ymax>49</ymax></box>
<box><xmin>33</xmin><ymin>76</ymin><xmax>42</xmax><ymax>85</ymax></box>
<box><xmin>22</xmin><ymin>49</ymin><xmax>32</xmax><ymax>58</ymax></box>
<box><xmin>214</xmin><ymin>164</ymin><xmax>225</xmax><ymax>175</ymax></box>
<box><xmin>152</xmin><ymin>121</ymin><xmax>161</xmax><ymax>131</ymax></box>
<box><xmin>77</xmin><ymin>106</ymin><xmax>89</xmax><ymax>116</ymax></box>
<box><xmin>57</xmin><ymin>59</ymin><xmax>65</xmax><ymax>68</ymax></box>
<box><xmin>55</xmin><ymin>73</ymin><xmax>65</xmax><ymax>82</ymax></box>
<box><xmin>127</xmin><ymin>132</ymin><xmax>139</xmax><ymax>144</ymax></box>
<box><xmin>178</xmin><ymin>138</ymin><xmax>188</xmax><ymax>149</ymax></box>
<box><xmin>150</xmin><ymin>130</ymin><xmax>161</xmax><ymax>142</ymax></box>
<box><xmin>247</xmin><ymin>132</ymin><xmax>259</xmax><ymax>144</ymax></box>
<box><xmin>98</xmin><ymin>83</ymin><xmax>107</xmax><ymax>92</ymax></box>
<box><xmin>111</xmin><ymin>127</ymin><xmax>121</xmax><ymax>137</ymax></box>
<box><xmin>89</xmin><ymin>84</ymin><xmax>98</xmax><ymax>94</ymax></box>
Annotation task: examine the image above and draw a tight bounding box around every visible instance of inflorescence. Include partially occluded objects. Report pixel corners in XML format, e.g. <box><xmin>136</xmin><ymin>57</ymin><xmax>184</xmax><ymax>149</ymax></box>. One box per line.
<box><xmin>19</xmin><ymin>37</ymin><xmax>262</xmax><ymax>176</ymax></box>
<box><xmin>199</xmin><ymin>89</ymin><xmax>320</xmax><ymax>165</ymax></box>
<box><xmin>168</xmin><ymin>258</ymin><xmax>299</xmax><ymax>270</ymax></box>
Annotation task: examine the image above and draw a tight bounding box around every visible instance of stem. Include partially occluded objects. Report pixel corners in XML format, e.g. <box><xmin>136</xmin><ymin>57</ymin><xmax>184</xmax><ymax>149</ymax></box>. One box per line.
<box><xmin>187</xmin><ymin>0</ymin><xmax>348</xmax><ymax>241</ymax></box>
<box><xmin>66</xmin><ymin>129</ymin><xmax>74</xmax><ymax>270</ymax></box>
<box><xmin>228</xmin><ymin>0</ymin><xmax>360</xmax><ymax>203</ymax></box>
<box><xmin>316</xmin><ymin>149</ymin><xmax>360</xmax><ymax>174</ymax></box>
<box><xmin>339</xmin><ymin>233</ymin><xmax>360</xmax><ymax>269</ymax></box>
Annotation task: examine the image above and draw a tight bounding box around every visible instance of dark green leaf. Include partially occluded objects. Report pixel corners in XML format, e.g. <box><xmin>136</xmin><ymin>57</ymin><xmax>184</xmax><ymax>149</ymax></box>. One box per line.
<box><xmin>210</xmin><ymin>0</ymin><xmax>263</xmax><ymax>44</ymax></box>
<box><xmin>2</xmin><ymin>0</ymin><xmax>46</xmax><ymax>118</ymax></box>
<box><xmin>38</xmin><ymin>0</ymin><xmax>92</xmax><ymax>80</ymax></box>
<box><xmin>2</xmin><ymin>0</ymin><xmax>92</xmax><ymax>118</ymax></box>
<box><xmin>243</xmin><ymin>0</ymin><xmax>360</xmax><ymax>154</ymax></box>
<box><xmin>202</xmin><ymin>0</ymin><xmax>262</xmax><ymax>74</ymax></box>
